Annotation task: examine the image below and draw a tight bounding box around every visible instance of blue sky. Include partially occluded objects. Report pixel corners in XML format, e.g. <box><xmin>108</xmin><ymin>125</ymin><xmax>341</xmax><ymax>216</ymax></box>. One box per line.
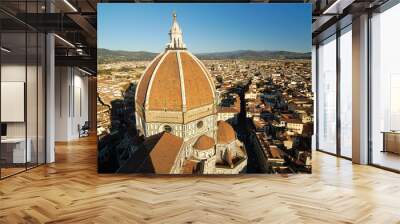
<box><xmin>98</xmin><ymin>3</ymin><xmax>311</xmax><ymax>53</ymax></box>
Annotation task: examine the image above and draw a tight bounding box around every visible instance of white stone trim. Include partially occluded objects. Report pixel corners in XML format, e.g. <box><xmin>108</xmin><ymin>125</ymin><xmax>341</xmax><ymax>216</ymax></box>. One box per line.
<box><xmin>194</xmin><ymin>54</ymin><xmax>214</xmax><ymax>82</ymax></box>
<box><xmin>176</xmin><ymin>51</ymin><xmax>187</xmax><ymax>112</ymax></box>
<box><xmin>144</xmin><ymin>51</ymin><xmax>170</xmax><ymax>110</ymax></box>
<box><xmin>186</xmin><ymin>51</ymin><xmax>216</xmax><ymax>99</ymax></box>
<box><xmin>135</xmin><ymin>52</ymin><xmax>164</xmax><ymax>101</ymax></box>
<box><xmin>170</xmin><ymin>142</ymin><xmax>186</xmax><ymax>174</ymax></box>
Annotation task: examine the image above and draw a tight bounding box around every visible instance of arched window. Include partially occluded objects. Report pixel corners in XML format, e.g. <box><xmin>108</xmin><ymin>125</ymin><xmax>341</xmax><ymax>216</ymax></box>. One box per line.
<box><xmin>197</xmin><ymin>121</ymin><xmax>204</xmax><ymax>129</ymax></box>
<box><xmin>164</xmin><ymin>125</ymin><xmax>173</xmax><ymax>133</ymax></box>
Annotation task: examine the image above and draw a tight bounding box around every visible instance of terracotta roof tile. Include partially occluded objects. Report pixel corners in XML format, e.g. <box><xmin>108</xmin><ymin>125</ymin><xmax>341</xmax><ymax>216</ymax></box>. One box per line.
<box><xmin>269</xmin><ymin>146</ymin><xmax>282</xmax><ymax>159</ymax></box>
<box><xmin>136</xmin><ymin>50</ymin><xmax>215</xmax><ymax>112</ymax></box>
<box><xmin>193</xmin><ymin>135</ymin><xmax>215</xmax><ymax>150</ymax></box>
<box><xmin>182</xmin><ymin>160</ymin><xmax>199</xmax><ymax>174</ymax></box>
<box><xmin>136</xmin><ymin>53</ymin><xmax>164</xmax><ymax>107</ymax></box>
<box><xmin>148</xmin><ymin>52</ymin><xmax>183</xmax><ymax>111</ymax></box>
<box><xmin>117</xmin><ymin>132</ymin><xmax>183</xmax><ymax>174</ymax></box>
<box><xmin>217</xmin><ymin>120</ymin><xmax>236</xmax><ymax>144</ymax></box>
<box><xmin>117</xmin><ymin>132</ymin><xmax>165</xmax><ymax>173</ymax></box>
<box><xmin>180</xmin><ymin>52</ymin><xmax>214</xmax><ymax>109</ymax></box>
<box><xmin>149</xmin><ymin>132</ymin><xmax>183</xmax><ymax>174</ymax></box>
<box><xmin>217</xmin><ymin>106</ymin><xmax>239</xmax><ymax>113</ymax></box>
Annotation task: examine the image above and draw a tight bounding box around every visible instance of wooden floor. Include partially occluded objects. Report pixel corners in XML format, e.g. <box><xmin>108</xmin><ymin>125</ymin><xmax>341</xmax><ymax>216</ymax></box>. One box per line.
<box><xmin>1</xmin><ymin>136</ymin><xmax>400</xmax><ymax>224</ymax></box>
<box><xmin>372</xmin><ymin>150</ymin><xmax>400</xmax><ymax>171</ymax></box>
<box><xmin>1</xmin><ymin>167</ymin><xmax>26</xmax><ymax>178</ymax></box>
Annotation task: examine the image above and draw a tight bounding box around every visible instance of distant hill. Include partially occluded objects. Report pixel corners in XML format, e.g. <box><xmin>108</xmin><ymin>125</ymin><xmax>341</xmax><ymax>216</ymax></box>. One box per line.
<box><xmin>98</xmin><ymin>48</ymin><xmax>158</xmax><ymax>64</ymax></box>
<box><xmin>98</xmin><ymin>48</ymin><xmax>311</xmax><ymax>63</ymax></box>
<box><xmin>196</xmin><ymin>50</ymin><xmax>311</xmax><ymax>60</ymax></box>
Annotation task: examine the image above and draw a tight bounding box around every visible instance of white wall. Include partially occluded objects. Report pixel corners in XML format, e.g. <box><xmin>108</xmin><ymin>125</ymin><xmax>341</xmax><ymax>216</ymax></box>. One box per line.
<box><xmin>1</xmin><ymin>63</ymin><xmax>46</xmax><ymax>164</ymax></box>
<box><xmin>71</xmin><ymin>72</ymin><xmax>89</xmax><ymax>138</ymax></box>
<box><xmin>54</xmin><ymin>67</ymin><xmax>89</xmax><ymax>141</ymax></box>
<box><xmin>1</xmin><ymin>64</ymin><xmax>26</xmax><ymax>138</ymax></box>
<box><xmin>1</xmin><ymin>65</ymin><xmax>40</xmax><ymax>139</ymax></box>
<box><xmin>55</xmin><ymin>67</ymin><xmax>69</xmax><ymax>141</ymax></box>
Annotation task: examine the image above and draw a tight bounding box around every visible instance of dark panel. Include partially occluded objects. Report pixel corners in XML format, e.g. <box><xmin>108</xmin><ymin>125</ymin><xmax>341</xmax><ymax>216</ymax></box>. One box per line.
<box><xmin>16</xmin><ymin>13</ymin><xmax>82</xmax><ymax>32</ymax></box>
<box><xmin>55</xmin><ymin>55</ymin><xmax>96</xmax><ymax>72</ymax></box>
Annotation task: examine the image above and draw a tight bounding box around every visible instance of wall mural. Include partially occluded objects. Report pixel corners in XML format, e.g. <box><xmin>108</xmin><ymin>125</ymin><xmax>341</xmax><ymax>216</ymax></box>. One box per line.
<box><xmin>97</xmin><ymin>3</ymin><xmax>313</xmax><ymax>174</ymax></box>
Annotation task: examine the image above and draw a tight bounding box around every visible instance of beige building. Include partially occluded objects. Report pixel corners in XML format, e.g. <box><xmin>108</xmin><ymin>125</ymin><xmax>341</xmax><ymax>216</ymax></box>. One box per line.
<box><xmin>127</xmin><ymin>13</ymin><xmax>247</xmax><ymax>174</ymax></box>
<box><xmin>286</xmin><ymin>119</ymin><xmax>304</xmax><ymax>135</ymax></box>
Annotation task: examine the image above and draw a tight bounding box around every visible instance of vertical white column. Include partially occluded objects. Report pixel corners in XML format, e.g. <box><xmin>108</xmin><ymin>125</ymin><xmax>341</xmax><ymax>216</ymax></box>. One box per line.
<box><xmin>312</xmin><ymin>45</ymin><xmax>317</xmax><ymax>151</ymax></box>
<box><xmin>46</xmin><ymin>33</ymin><xmax>55</xmax><ymax>163</ymax></box>
<box><xmin>352</xmin><ymin>14</ymin><xmax>369</xmax><ymax>164</ymax></box>
<box><xmin>45</xmin><ymin>0</ymin><xmax>56</xmax><ymax>163</ymax></box>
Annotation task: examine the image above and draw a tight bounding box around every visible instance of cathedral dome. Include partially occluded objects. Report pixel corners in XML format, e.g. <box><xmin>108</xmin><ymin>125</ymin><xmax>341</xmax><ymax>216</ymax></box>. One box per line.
<box><xmin>217</xmin><ymin>120</ymin><xmax>236</xmax><ymax>144</ymax></box>
<box><xmin>135</xmin><ymin>13</ymin><xmax>215</xmax><ymax>112</ymax></box>
<box><xmin>193</xmin><ymin>135</ymin><xmax>215</xmax><ymax>150</ymax></box>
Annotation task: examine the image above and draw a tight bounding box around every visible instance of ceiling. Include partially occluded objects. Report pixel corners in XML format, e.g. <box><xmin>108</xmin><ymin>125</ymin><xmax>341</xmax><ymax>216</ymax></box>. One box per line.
<box><xmin>311</xmin><ymin>0</ymin><xmax>391</xmax><ymax>43</ymax></box>
<box><xmin>0</xmin><ymin>0</ymin><xmax>394</xmax><ymax>72</ymax></box>
<box><xmin>0</xmin><ymin>0</ymin><xmax>98</xmax><ymax>73</ymax></box>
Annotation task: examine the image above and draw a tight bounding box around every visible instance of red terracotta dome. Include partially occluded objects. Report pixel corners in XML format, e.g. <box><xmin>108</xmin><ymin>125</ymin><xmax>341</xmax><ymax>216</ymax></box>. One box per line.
<box><xmin>217</xmin><ymin>120</ymin><xmax>236</xmax><ymax>144</ymax></box>
<box><xmin>135</xmin><ymin>50</ymin><xmax>215</xmax><ymax>111</ymax></box>
<box><xmin>135</xmin><ymin>12</ymin><xmax>215</xmax><ymax>112</ymax></box>
<box><xmin>193</xmin><ymin>135</ymin><xmax>215</xmax><ymax>150</ymax></box>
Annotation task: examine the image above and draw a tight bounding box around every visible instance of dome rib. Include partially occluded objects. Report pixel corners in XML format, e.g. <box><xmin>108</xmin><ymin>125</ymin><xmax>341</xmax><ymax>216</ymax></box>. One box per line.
<box><xmin>180</xmin><ymin>51</ymin><xmax>214</xmax><ymax>110</ymax></box>
<box><xmin>176</xmin><ymin>51</ymin><xmax>187</xmax><ymax>111</ymax></box>
<box><xmin>136</xmin><ymin>52</ymin><xmax>164</xmax><ymax>108</ymax></box>
<box><xmin>142</xmin><ymin>52</ymin><xmax>169</xmax><ymax>109</ymax></box>
<box><xmin>187</xmin><ymin>51</ymin><xmax>216</xmax><ymax>97</ymax></box>
<box><xmin>136</xmin><ymin>50</ymin><xmax>215</xmax><ymax>112</ymax></box>
<box><xmin>146</xmin><ymin>51</ymin><xmax>183</xmax><ymax>111</ymax></box>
